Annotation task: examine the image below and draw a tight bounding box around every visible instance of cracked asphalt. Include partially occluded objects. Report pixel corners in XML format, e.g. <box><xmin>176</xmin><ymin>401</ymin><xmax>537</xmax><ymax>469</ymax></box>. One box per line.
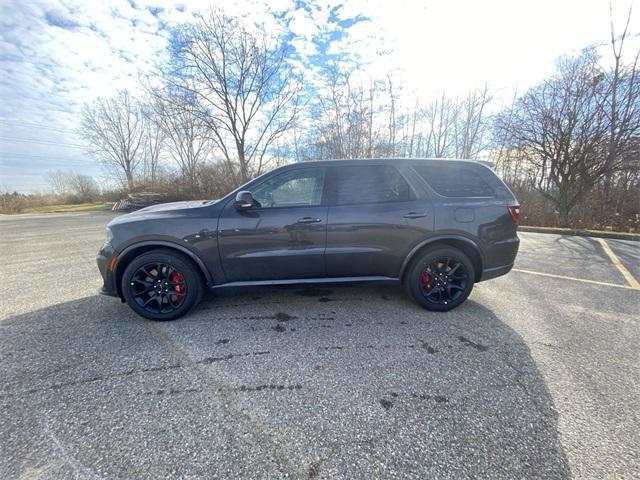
<box><xmin>1</xmin><ymin>212</ymin><xmax>638</xmax><ymax>479</ymax></box>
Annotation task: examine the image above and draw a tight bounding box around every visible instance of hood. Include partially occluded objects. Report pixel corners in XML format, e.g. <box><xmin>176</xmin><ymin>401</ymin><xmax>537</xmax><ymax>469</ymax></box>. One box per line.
<box><xmin>135</xmin><ymin>200</ymin><xmax>212</xmax><ymax>213</ymax></box>
<box><xmin>108</xmin><ymin>199</ymin><xmax>220</xmax><ymax>228</ymax></box>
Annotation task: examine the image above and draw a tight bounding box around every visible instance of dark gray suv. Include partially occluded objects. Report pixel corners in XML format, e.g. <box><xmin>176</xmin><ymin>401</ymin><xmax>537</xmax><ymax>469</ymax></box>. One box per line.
<box><xmin>97</xmin><ymin>159</ymin><xmax>520</xmax><ymax>320</ymax></box>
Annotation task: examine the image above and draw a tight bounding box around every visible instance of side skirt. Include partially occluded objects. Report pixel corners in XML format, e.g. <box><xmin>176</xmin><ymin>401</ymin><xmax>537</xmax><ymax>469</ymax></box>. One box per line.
<box><xmin>209</xmin><ymin>276</ymin><xmax>399</xmax><ymax>290</ymax></box>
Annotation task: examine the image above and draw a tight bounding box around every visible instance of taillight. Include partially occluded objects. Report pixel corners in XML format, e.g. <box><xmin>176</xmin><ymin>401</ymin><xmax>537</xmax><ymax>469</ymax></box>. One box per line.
<box><xmin>508</xmin><ymin>205</ymin><xmax>520</xmax><ymax>224</ymax></box>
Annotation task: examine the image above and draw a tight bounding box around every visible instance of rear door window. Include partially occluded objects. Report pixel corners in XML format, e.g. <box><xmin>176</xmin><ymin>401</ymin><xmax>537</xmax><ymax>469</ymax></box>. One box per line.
<box><xmin>330</xmin><ymin>165</ymin><xmax>412</xmax><ymax>206</ymax></box>
<box><xmin>413</xmin><ymin>163</ymin><xmax>495</xmax><ymax>197</ymax></box>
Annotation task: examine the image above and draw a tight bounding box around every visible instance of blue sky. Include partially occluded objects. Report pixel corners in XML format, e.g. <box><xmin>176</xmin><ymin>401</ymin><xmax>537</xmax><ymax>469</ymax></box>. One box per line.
<box><xmin>0</xmin><ymin>0</ymin><xmax>637</xmax><ymax>192</ymax></box>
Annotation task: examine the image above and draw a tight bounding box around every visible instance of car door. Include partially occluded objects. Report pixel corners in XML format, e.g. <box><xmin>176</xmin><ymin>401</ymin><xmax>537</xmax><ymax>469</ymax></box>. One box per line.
<box><xmin>325</xmin><ymin>164</ymin><xmax>434</xmax><ymax>278</ymax></box>
<box><xmin>218</xmin><ymin>167</ymin><xmax>328</xmax><ymax>282</ymax></box>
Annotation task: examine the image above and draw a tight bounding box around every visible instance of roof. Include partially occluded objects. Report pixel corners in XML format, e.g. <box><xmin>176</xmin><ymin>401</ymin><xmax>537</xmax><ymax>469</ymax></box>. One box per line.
<box><xmin>286</xmin><ymin>158</ymin><xmax>481</xmax><ymax>167</ymax></box>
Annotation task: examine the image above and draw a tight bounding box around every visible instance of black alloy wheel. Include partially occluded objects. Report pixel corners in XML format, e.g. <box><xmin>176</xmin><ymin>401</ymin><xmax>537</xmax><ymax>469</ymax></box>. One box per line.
<box><xmin>122</xmin><ymin>250</ymin><xmax>203</xmax><ymax>321</ymax></box>
<box><xmin>419</xmin><ymin>257</ymin><xmax>468</xmax><ymax>306</ymax></box>
<box><xmin>406</xmin><ymin>247</ymin><xmax>475</xmax><ymax>311</ymax></box>
<box><xmin>130</xmin><ymin>262</ymin><xmax>187</xmax><ymax>314</ymax></box>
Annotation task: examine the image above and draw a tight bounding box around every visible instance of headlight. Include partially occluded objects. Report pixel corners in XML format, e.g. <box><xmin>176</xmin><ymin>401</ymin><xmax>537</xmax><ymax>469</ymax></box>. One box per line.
<box><xmin>105</xmin><ymin>227</ymin><xmax>114</xmax><ymax>244</ymax></box>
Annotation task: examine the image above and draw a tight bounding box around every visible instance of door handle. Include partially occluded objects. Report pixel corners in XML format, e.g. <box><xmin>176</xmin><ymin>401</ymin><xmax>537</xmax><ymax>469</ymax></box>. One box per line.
<box><xmin>403</xmin><ymin>212</ymin><xmax>428</xmax><ymax>219</ymax></box>
<box><xmin>297</xmin><ymin>217</ymin><xmax>322</xmax><ymax>224</ymax></box>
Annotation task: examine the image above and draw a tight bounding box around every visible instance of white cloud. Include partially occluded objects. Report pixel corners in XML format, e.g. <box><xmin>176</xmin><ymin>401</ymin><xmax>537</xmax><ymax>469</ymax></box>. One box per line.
<box><xmin>289</xmin><ymin>8</ymin><xmax>320</xmax><ymax>38</ymax></box>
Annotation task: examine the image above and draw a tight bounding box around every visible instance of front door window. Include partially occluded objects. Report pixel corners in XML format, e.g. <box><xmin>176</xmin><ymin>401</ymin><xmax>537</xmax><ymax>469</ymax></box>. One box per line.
<box><xmin>252</xmin><ymin>168</ymin><xmax>325</xmax><ymax>208</ymax></box>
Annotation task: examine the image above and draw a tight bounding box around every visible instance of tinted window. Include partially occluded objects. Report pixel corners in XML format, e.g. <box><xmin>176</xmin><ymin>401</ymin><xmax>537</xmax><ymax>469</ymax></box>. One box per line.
<box><xmin>413</xmin><ymin>163</ymin><xmax>495</xmax><ymax>197</ymax></box>
<box><xmin>252</xmin><ymin>168</ymin><xmax>325</xmax><ymax>208</ymax></box>
<box><xmin>332</xmin><ymin>165</ymin><xmax>411</xmax><ymax>205</ymax></box>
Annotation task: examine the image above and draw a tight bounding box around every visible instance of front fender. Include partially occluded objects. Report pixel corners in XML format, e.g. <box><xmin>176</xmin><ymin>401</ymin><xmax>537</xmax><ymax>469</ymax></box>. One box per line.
<box><xmin>116</xmin><ymin>240</ymin><xmax>213</xmax><ymax>283</ymax></box>
<box><xmin>109</xmin><ymin>239</ymin><xmax>215</xmax><ymax>299</ymax></box>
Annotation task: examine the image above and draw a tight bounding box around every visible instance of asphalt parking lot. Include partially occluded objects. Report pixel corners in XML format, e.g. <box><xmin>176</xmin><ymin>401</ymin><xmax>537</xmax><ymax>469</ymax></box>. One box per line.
<box><xmin>1</xmin><ymin>212</ymin><xmax>638</xmax><ymax>479</ymax></box>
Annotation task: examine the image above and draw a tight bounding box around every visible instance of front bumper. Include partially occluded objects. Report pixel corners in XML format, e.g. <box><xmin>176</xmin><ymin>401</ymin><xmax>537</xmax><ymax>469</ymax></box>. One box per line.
<box><xmin>96</xmin><ymin>242</ymin><xmax>119</xmax><ymax>297</ymax></box>
<box><xmin>99</xmin><ymin>286</ymin><xmax>119</xmax><ymax>297</ymax></box>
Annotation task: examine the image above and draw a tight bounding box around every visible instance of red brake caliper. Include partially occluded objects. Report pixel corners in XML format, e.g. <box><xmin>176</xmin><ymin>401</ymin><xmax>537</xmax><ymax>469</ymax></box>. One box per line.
<box><xmin>170</xmin><ymin>271</ymin><xmax>185</xmax><ymax>301</ymax></box>
<box><xmin>420</xmin><ymin>272</ymin><xmax>433</xmax><ymax>292</ymax></box>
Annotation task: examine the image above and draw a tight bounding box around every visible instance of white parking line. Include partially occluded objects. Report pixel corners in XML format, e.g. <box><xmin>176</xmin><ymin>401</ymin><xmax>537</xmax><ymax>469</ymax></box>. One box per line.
<box><xmin>512</xmin><ymin>268</ymin><xmax>639</xmax><ymax>290</ymax></box>
<box><xmin>597</xmin><ymin>238</ymin><xmax>640</xmax><ymax>289</ymax></box>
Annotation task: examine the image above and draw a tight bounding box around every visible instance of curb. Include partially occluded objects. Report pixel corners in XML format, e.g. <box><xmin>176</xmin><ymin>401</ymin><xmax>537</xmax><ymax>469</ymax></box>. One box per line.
<box><xmin>518</xmin><ymin>225</ymin><xmax>639</xmax><ymax>241</ymax></box>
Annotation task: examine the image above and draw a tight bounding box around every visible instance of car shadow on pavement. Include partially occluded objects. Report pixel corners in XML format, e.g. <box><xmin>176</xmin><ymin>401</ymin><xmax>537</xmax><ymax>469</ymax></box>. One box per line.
<box><xmin>1</xmin><ymin>287</ymin><xmax>571</xmax><ymax>479</ymax></box>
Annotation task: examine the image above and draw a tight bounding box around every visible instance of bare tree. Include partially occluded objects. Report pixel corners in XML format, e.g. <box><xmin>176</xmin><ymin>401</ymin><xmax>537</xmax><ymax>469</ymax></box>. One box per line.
<box><xmin>152</xmin><ymin>94</ymin><xmax>214</xmax><ymax>193</ymax></box>
<box><xmin>602</xmin><ymin>2</ymin><xmax>640</xmax><ymax>209</ymax></box>
<box><xmin>72</xmin><ymin>174</ymin><xmax>101</xmax><ymax>201</ymax></box>
<box><xmin>495</xmin><ymin>47</ymin><xmax>639</xmax><ymax>227</ymax></box>
<box><xmin>396</xmin><ymin>88</ymin><xmax>493</xmax><ymax>159</ymax></box>
<box><xmin>140</xmin><ymin>104</ymin><xmax>165</xmax><ymax>188</ymax></box>
<box><xmin>303</xmin><ymin>71</ymin><xmax>493</xmax><ymax>162</ymax></box>
<box><xmin>80</xmin><ymin>90</ymin><xmax>145</xmax><ymax>190</ymax></box>
<box><xmin>387</xmin><ymin>74</ymin><xmax>398</xmax><ymax>156</ymax></box>
<box><xmin>45</xmin><ymin>170</ymin><xmax>100</xmax><ymax>201</ymax></box>
<box><xmin>367</xmin><ymin>79</ymin><xmax>376</xmax><ymax>157</ymax></box>
<box><xmin>45</xmin><ymin>170</ymin><xmax>72</xmax><ymax>195</ymax></box>
<box><xmin>422</xmin><ymin>93</ymin><xmax>458</xmax><ymax>157</ymax></box>
<box><xmin>164</xmin><ymin>11</ymin><xmax>303</xmax><ymax>183</ymax></box>
<box><xmin>305</xmin><ymin>69</ymin><xmax>389</xmax><ymax>160</ymax></box>
<box><xmin>453</xmin><ymin>85</ymin><xmax>492</xmax><ymax>158</ymax></box>
<box><xmin>490</xmin><ymin>90</ymin><xmax>520</xmax><ymax>181</ymax></box>
<box><xmin>407</xmin><ymin>99</ymin><xmax>420</xmax><ymax>157</ymax></box>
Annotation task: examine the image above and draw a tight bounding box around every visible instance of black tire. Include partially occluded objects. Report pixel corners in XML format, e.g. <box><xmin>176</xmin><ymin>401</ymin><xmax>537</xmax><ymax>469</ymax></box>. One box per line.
<box><xmin>121</xmin><ymin>249</ymin><xmax>203</xmax><ymax>321</ymax></box>
<box><xmin>404</xmin><ymin>247</ymin><xmax>475</xmax><ymax>312</ymax></box>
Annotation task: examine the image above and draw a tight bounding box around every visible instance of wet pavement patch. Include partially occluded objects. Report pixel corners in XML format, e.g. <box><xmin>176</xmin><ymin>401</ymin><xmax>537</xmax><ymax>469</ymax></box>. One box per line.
<box><xmin>140</xmin><ymin>364</ymin><xmax>182</xmax><ymax>373</ymax></box>
<box><xmin>239</xmin><ymin>384</ymin><xmax>302</xmax><ymax>392</ymax></box>
<box><xmin>308</xmin><ymin>461</ymin><xmax>320</xmax><ymax>479</ymax></box>
<box><xmin>199</xmin><ymin>354</ymin><xmax>234</xmax><ymax>363</ymax></box>
<box><xmin>233</xmin><ymin>312</ymin><xmax>297</xmax><ymax>321</ymax></box>
<box><xmin>198</xmin><ymin>351</ymin><xmax>270</xmax><ymax>364</ymax></box>
<box><xmin>146</xmin><ymin>387</ymin><xmax>201</xmax><ymax>395</ymax></box>
<box><xmin>411</xmin><ymin>393</ymin><xmax>449</xmax><ymax>404</ymax></box>
<box><xmin>420</xmin><ymin>341</ymin><xmax>438</xmax><ymax>354</ymax></box>
<box><xmin>295</xmin><ymin>288</ymin><xmax>335</xmax><ymax>297</ymax></box>
<box><xmin>274</xmin><ymin>312</ymin><xmax>294</xmax><ymax>322</ymax></box>
<box><xmin>458</xmin><ymin>336</ymin><xmax>489</xmax><ymax>352</ymax></box>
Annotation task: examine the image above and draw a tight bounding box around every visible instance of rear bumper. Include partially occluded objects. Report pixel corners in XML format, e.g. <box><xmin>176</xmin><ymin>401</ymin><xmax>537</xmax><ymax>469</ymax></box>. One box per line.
<box><xmin>480</xmin><ymin>262</ymin><xmax>514</xmax><ymax>281</ymax></box>
<box><xmin>479</xmin><ymin>235</ymin><xmax>519</xmax><ymax>282</ymax></box>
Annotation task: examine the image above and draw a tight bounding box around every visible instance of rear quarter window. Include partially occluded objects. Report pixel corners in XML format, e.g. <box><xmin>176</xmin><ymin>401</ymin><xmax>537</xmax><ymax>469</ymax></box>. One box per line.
<box><xmin>413</xmin><ymin>163</ymin><xmax>495</xmax><ymax>197</ymax></box>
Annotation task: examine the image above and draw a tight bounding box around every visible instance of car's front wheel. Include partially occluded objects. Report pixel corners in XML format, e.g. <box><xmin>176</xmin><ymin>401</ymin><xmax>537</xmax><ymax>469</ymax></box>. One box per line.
<box><xmin>121</xmin><ymin>249</ymin><xmax>203</xmax><ymax>321</ymax></box>
<box><xmin>405</xmin><ymin>247</ymin><xmax>475</xmax><ymax>311</ymax></box>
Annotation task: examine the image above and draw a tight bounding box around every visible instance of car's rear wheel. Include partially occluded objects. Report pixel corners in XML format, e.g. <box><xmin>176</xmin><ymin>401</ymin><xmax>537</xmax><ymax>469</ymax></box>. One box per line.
<box><xmin>121</xmin><ymin>249</ymin><xmax>203</xmax><ymax>321</ymax></box>
<box><xmin>405</xmin><ymin>247</ymin><xmax>475</xmax><ymax>311</ymax></box>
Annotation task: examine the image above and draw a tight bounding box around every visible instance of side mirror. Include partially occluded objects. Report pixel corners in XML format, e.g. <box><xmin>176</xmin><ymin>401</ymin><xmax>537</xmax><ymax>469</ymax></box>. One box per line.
<box><xmin>234</xmin><ymin>191</ymin><xmax>254</xmax><ymax>210</ymax></box>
